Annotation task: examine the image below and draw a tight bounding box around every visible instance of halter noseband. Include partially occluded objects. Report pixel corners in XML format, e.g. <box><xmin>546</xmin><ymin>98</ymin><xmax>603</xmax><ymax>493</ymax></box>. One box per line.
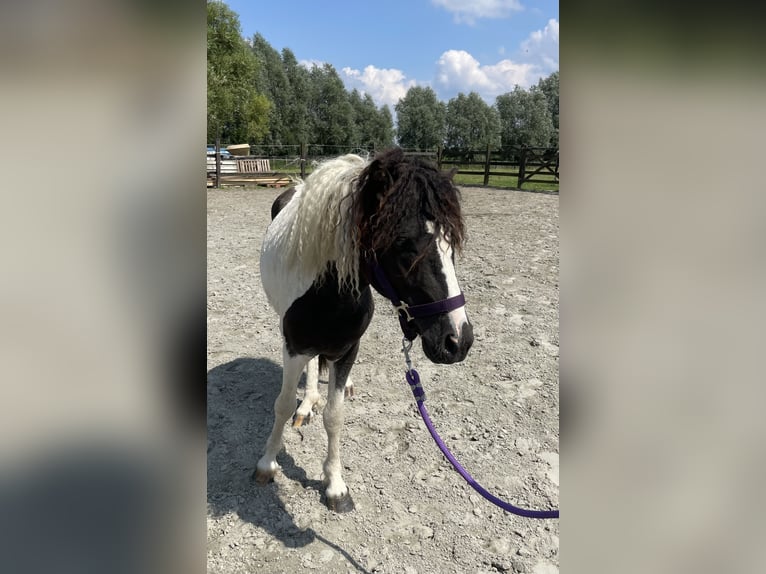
<box><xmin>366</xmin><ymin>258</ymin><xmax>466</xmax><ymax>342</ymax></box>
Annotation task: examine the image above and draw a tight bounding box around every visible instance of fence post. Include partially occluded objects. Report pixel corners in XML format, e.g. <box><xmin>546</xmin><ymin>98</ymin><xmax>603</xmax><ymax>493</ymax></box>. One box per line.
<box><xmin>517</xmin><ymin>146</ymin><xmax>527</xmax><ymax>189</ymax></box>
<box><xmin>437</xmin><ymin>145</ymin><xmax>443</xmax><ymax>169</ymax></box>
<box><xmin>215</xmin><ymin>132</ymin><xmax>221</xmax><ymax>188</ymax></box>
<box><xmin>300</xmin><ymin>143</ymin><xmax>307</xmax><ymax>179</ymax></box>
<box><xmin>483</xmin><ymin>142</ymin><xmax>491</xmax><ymax>186</ymax></box>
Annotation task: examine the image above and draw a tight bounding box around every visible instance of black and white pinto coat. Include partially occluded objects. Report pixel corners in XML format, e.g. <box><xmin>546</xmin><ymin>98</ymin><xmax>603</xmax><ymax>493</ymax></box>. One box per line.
<box><xmin>255</xmin><ymin>149</ymin><xmax>473</xmax><ymax>512</ymax></box>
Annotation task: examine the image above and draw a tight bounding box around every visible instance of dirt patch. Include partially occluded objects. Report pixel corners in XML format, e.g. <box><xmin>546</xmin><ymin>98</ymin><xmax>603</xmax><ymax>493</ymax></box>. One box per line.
<box><xmin>207</xmin><ymin>186</ymin><xmax>559</xmax><ymax>574</ymax></box>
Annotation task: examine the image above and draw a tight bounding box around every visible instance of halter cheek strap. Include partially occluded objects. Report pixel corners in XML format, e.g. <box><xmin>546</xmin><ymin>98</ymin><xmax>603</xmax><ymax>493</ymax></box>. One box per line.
<box><xmin>367</xmin><ymin>259</ymin><xmax>466</xmax><ymax>342</ymax></box>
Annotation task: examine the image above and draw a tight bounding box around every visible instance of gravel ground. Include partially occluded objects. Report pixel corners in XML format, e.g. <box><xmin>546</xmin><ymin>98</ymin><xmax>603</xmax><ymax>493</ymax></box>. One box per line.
<box><xmin>207</xmin><ymin>185</ymin><xmax>559</xmax><ymax>574</ymax></box>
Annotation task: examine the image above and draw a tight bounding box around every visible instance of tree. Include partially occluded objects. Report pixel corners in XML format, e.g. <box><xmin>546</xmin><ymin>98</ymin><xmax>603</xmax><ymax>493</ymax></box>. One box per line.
<box><xmin>349</xmin><ymin>90</ymin><xmax>395</xmax><ymax>150</ymax></box>
<box><xmin>307</xmin><ymin>64</ymin><xmax>357</xmax><ymax>149</ymax></box>
<box><xmin>377</xmin><ymin>105</ymin><xmax>396</xmax><ymax>149</ymax></box>
<box><xmin>207</xmin><ymin>1</ymin><xmax>270</xmax><ymax>144</ymax></box>
<box><xmin>280</xmin><ymin>48</ymin><xmax>312</xmax><ymax>147</ymax></box>
<box><xmin>251</xmin><ymin>33</ymin><xmax>290</xmax><ymax>147</ymax></box>
<box><xmin>395</xmin><ymin>86</ymin><xmax>446</xmax><ymax>150</ymax></box>
<box><xmin>495</xmin><ymin>85</ymin><xmax>553</xmax><ymax>150</ymax></box>
<box><xmin>536</xmin><ymin>71</ymin><xmax>559</xmax><ymax>147</ymax></box>
<box><xmin>444</xmin><ymin>92</ymin><xmax>500</xmax><ymax>151</ymax></box>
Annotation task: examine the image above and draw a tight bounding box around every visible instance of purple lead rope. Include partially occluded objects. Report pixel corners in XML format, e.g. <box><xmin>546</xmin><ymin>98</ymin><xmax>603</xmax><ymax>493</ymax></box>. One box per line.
<box><xmin>403</xmin><ymin>344</ymin><xmax>559</xmax><ymax>519</ymax></box>
<box><xmin>368</xmin><ymin>257</ymin><xmax>559</xmax><ymax>519</ymax></box>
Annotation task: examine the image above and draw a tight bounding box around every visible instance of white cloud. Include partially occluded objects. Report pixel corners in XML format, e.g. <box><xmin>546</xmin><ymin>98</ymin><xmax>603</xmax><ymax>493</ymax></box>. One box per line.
<box><xmin>434</xmin><ymin>18</ymin><xmax>559</xmax><ymax>101</ymax></box>
<box><xmin>520</xmin><ymin>18</ymin><xmax>559</xmax><ymax>74</ymax></box>
<box><xmin>332</xmin><ymin>19</ymin><xmax>558</xmax><ymax>109</ymax></box>
<box><xmin>431</xmin><ymin>0</ymin><xmax>523</xmax><ymax>24</ymax></box>
<box><xmin>341</xmin><ymin>65</ymin><xmax>417</xmax><ymax>108</ymax></box>
<box><xmin>435</xmin><ymin>49</ymin><xmax>536</xmax><ymax>100</ymax></box>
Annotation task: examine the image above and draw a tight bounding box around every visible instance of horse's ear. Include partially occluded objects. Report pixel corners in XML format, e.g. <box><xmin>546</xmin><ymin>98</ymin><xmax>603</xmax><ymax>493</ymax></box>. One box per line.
<box><xmin>447</xmin><ymin>167</ymin><xmax>459</xmax><ymax>181</ymax></box>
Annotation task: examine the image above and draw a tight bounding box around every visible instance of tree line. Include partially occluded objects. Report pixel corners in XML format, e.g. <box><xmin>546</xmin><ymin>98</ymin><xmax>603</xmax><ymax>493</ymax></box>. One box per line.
<box><xmin>207</xmin><ymin>1</ymin><xmax>558</xmax><ymax>154</ymax></box>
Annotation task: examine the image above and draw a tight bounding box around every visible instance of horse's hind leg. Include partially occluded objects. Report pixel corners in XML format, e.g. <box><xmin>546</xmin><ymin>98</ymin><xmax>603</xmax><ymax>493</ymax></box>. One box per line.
<box><xmin>322</xmin><ymin>343</ymin><xmax>359</xmax><ymax>512</ymax></box>
<box><xmin>254</xmin><ymin>346</ymin><xmax>311</xmax><ymax>485</ymax></box>
<box><xmin>344</xmin><ymin>375</ymin><xmax>355</xmax><ymax>398</ymax></box>
<box><xmin>292</xmin><ymin>357</ymin><xmax>321</xmax><ymax>427</ymax></box>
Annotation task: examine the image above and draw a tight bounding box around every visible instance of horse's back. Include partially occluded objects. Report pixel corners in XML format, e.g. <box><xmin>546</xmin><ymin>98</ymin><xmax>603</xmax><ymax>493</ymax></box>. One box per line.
<box><xmin>271</xmin><ymin>187</ymin><xmax>298</xmax><ymax>220</ymax></box>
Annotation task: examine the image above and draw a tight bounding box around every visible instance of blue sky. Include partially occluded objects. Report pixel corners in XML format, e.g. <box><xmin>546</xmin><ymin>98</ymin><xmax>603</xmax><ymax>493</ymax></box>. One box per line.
<box><xmin>221</xmin><ymin>0</ymin><xmax>558</xmax><ymax>109</ymax></box>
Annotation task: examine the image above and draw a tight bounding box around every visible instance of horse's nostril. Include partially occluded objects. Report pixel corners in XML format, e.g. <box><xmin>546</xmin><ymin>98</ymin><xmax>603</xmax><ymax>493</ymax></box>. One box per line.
<box><xmin>445</xmin><ymin>334</ymin><xmax>459</xmax><ymax>354</ymax></box>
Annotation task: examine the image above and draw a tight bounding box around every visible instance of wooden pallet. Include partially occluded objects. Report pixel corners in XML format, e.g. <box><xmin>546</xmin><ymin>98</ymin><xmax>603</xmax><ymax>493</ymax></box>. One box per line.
<box><xmin>237</xmin><ymin>158</ymin><xmax>271</xmax><ymax>172</ymax></box>
<box><xmin>207</xmin><ymin>173</ymin><xmax>293</xmax><ymax>188</ymax></box>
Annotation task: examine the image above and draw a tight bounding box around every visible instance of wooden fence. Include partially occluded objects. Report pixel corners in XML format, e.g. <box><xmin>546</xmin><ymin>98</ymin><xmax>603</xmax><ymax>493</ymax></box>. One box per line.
<box><xmin>207</xmin><ymin>143</ymin><xmax>558</xmax><ymax>189</ymax></box>
<box><xmin>428</xmin><ymin>145</ymin><xmax>558</xmax><ymax>188</ymax></box>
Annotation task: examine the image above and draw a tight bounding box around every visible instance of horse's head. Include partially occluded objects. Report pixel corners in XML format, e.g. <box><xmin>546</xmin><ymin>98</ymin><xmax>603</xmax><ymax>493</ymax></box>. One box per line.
<box><xmin>353</xmin><ymin>148</ymin><xmax>474</xmax><ymax>364</ymax></box>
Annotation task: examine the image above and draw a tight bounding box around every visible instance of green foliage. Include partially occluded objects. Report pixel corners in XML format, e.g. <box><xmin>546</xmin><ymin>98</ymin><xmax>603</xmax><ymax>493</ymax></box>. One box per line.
<box><xmin>307</xmin><ymin>64</ymin><xmax>357</xmax><ymax>147</ymax></box>
<box><xmin>251</xmin><ymin>33</ymin><xmax>290</xmax><ymax>146</ymax></box>
<box><xmin>495</xmin><ymin>85</ymin><xmax>554</xmax><ymax>150</ymax></box>
<box><xmin>444</xmin><ymin>92</ymin><xmax>501</xmax><ymax>151</ymax></box>
<box><xmin>206</xmin><ymin>3</ymin><xmax>558</xmax><ymax>154</ymax></box>
<box><xmin>535</xmin><ymin>71</ymin><xmax>559</xmax><ymax>146</ymax></box>
<box><xmin>377</xmin><ymin>105</ymin><xmax>396</xmax><ymax>149</ymax></box>
<box><xmin>207</xmin><ymin>1</ymin><xmax>270</xmax><ymax>143</ymax></box>
<box><xmin>280</xmin><ymin>48</ymin><xmax>312</xmax><ymax>146</ymax></box>
<box><xmin>349</xmin><ymin>90</ymin><xmax>395</xmax><ymax>150</ymax></box>
<box><xmin>395</xmin><ymin>87</ymin><xmax>447</xmax><ymax>150</ymax></box>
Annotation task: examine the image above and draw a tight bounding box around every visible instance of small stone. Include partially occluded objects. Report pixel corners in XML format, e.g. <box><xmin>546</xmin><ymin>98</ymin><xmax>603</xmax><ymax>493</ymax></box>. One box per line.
<box><xmin>488</xmin><ymin>537</ymin><xmax>511</xmax><ymax>554</ymax></box>
<box><xmin>531</xmin><ymin>562</ymin><xmax>558</xmax><ymax>574</ymax></box>
<box><xmin>512</xmin><ymin>559</ymin><xmax>528</xmax><ymax>573</ymax></box>
<box><xmin>408</xmin><ymin>505</ymin><xmax>418</xmax><ymax>513</ymax></box>
<box><xmin>515</xmin><ymin>438</ymin><xmax>531</xmax><ymax>455</ymax></box>
<box><xmin>319</xmin><ymin>548</ymin><xmax>334</xmax><ymax>563</ymax></box>
<box><xmin>491</xmin><ymin>560</ymin><xmax>512</xmax><ymax>572</ymax></box>
<box><xmin>413</xmin><ymin>525</ymin><xmax>434</xmax><ymax>539</ymax></box>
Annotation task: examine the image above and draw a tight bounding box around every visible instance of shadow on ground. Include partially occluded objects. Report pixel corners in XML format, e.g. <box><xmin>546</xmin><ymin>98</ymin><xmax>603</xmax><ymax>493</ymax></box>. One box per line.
<box><xmin>207</xmin><ymin>357</ymin><xmax>370</xmax><ymax>573</ymax></box>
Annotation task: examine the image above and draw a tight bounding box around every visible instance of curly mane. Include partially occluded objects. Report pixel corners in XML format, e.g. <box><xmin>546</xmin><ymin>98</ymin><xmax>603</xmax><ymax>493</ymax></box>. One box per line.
<box><xmin>277</xmin><ymin>149</ymin><xmax>464</xmax><ymax>298</ymax></box>
<box><xmin>352</xmin><ymin>148</ymin><xmax>465</xmax><ymax>258</ymax></box>
<box><xmin>280</xmin><ymin>153</ymin><xmax>367</xmax><ymax>294</ymax></box>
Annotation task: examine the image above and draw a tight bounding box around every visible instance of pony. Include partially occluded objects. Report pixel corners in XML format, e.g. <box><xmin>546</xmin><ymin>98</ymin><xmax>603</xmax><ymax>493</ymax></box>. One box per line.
<box><xmin>254</xmin><ymin>147</ymin><xmax>474</xmax><ymax>512</ymax></box>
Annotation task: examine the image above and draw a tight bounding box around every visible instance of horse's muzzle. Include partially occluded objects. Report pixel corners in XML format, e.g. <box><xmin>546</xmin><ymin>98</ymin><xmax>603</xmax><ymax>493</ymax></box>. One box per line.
<box><xmin>423</xmin><ymin>320</ymin><xmax>473</xmax><ymax>364</ymax></box>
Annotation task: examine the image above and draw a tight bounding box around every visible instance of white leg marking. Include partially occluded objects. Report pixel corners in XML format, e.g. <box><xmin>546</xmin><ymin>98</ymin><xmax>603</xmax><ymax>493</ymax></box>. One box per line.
<box><xmin>294</xmin><ymin>356</ymin><xmax>322</xmax><ymax>423</ymax></box>
<box><xmin>256</xmin><ymin>346</ymin><xmax>311</xmax><ymax>480</ymax></box>
<box><xmin>344</xmin><ymin>375</ymin><xmax>354</xmax><ymax>398</ymax></box>
<box><xmin>322</xmin><ymin>362</ymin><xmax>348</xmax><ymax>500</ymax></box>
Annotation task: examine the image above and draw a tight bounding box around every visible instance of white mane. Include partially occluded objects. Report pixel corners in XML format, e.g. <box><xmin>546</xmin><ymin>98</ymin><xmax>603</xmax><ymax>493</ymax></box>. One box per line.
<box><xmin>281</xmin><ymin>153</ymin><xmax>369</xmax><ymax>294</ymax></box>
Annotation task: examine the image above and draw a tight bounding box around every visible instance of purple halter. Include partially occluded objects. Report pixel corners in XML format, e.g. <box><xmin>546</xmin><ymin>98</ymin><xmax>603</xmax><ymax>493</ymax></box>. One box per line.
<box><xmin>367</xmin><ymin>259</ymin><xmax>466</xmax><ymax>341</ymax></box>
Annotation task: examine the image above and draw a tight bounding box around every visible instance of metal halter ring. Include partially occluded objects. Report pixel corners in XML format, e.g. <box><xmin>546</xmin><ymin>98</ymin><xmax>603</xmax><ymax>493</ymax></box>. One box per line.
<box><xmin>393</xmin><ymin>301</ymin><xmax>413</xmax><ymax>322</ymax></box>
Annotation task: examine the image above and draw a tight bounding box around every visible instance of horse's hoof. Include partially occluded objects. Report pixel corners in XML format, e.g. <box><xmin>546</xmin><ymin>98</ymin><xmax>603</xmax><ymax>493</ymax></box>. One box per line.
<box><xmin>325</xmin><ymin>491</ymin><xmax>355</xmax><ymax>513</ymax></box>
<box><xmin>252</xmin><ymin>468</ymin><xmax>275</xmax><ymax>485</ymax></box>
<box><xmin>292</xmin><ymin>412</ymin><xmax>311</xmax><ymax>427</ymax></box>
<box><xmin>344</xmin><ymin>386</ymin><xmax>355</xmax><ymax>399</ymax></box>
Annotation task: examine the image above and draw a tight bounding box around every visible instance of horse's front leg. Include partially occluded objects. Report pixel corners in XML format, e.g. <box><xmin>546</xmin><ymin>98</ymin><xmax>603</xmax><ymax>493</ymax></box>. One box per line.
<box><xmin>322</xmin><ymin>343</ymin><xmax>359</xmax><ymax>512</ymax></box>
